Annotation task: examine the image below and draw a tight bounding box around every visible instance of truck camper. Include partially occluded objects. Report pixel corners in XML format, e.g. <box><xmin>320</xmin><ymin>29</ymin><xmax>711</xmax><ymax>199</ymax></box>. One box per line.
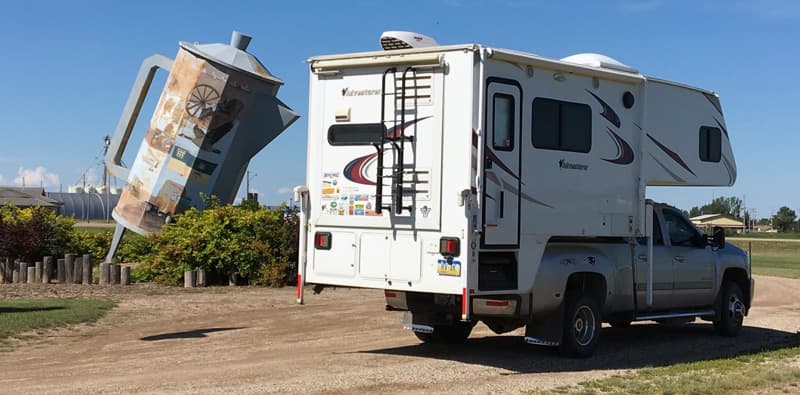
<box><xmin>294</xmin><ymin>31</ymin><xmax>751</xmax><ymax>357</ymax></box>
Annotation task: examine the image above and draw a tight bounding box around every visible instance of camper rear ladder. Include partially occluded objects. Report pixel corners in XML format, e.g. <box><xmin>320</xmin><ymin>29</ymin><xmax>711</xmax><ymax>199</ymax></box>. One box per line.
<box><xmin>374</xmin><ymin>66</ymin><xmax>418</xmax><ymax>215</ymax></box>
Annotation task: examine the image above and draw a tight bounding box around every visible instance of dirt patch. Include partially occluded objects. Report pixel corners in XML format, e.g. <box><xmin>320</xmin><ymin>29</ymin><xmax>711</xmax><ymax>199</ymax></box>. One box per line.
<box><xmin>0</xmin><ymin>275</ymin><xmax>798</xmax><ymax>394</ymax></box>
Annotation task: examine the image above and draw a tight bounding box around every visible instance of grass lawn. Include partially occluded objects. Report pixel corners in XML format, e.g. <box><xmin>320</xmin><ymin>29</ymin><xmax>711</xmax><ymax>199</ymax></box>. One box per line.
<box><xmin>546</xmin><ymin>341</ymin><xmax>800</xmax><ymax>394</ymax></box>
<box><xmin>733</xmin><ymin>232</ymin><xmax>800</xmax><ymax>240</ymax></box>
<box><xmin>730</xmin><ymin>240</ymin><xmax>800</xmax><ymax>279</ymax></box>
<box><xmin>0</xmin><ymin>299</ymin><xmax>116</xmax><ymax>341</ymax></box>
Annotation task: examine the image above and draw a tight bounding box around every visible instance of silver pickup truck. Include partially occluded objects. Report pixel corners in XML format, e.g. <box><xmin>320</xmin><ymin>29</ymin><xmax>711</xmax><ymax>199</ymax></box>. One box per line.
<box><xmin>391</xmin><ymin>202</ymin><xmax>754</xmax><ymax>357</ymax></box>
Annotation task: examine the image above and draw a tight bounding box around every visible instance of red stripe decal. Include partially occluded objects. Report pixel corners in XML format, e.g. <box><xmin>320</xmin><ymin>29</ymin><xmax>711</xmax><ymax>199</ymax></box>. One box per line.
<box><xmin>385</xmin><ymin>292</ymin><xmax>397</xmax><ymax>298</ymax></box>
<box><xmin>461</xmin><ymin>287</ymin><xmax>468</xmax><ymax>317</ymax></box>
<box><xmin>486</xmin><ymin>300</ymin><xmax>509</xmax><ymax>307</ymax></box>
<box><xmin>296</xmin><ymin>275</ymin><xmax>302</xmax><ymax>299</ymax></box>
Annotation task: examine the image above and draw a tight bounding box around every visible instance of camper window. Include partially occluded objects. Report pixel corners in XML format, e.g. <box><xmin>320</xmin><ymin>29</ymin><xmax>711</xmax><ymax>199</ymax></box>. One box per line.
<box><xmin>699</xmin><ymin>126</ymin><xmax>721</xmax><ymax>162</ymax></box>
<box><xmin>328</xmin><ymin>123</ymin><xmax>387</xmax><ymax>146</ymax></box>
<box><xmin>532</xmin><ymin>98</ymin><xmax>591</xmax><ymax>153</ymax></box>
<box><xmin>492</xmin><ymin>94</ymin><xmax>515</xmax><ymax>151</ymax></box>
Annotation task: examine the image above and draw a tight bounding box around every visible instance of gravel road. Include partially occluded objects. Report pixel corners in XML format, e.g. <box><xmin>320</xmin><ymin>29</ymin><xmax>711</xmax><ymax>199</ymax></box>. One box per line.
<box><xmin>0</xmin><ymin>275</ymin><xmax>798</xmax><ymax>394</ymax></box>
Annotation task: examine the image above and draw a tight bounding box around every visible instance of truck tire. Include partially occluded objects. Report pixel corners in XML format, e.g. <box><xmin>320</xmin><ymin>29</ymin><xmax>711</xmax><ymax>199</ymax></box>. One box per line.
<box><xmin>713</xmin><ymin>281</ymin><xmax>745</xmax><ymax>337</ymax></box>
<box><xmin>414</xmin><ymin>321</ymin><xmax>475</xmax><ymax>344</ymax></box>
<box><xmin>559</xmin><ymin>295</ymin><xmax>602</xmax><ymax>358</ymax></box>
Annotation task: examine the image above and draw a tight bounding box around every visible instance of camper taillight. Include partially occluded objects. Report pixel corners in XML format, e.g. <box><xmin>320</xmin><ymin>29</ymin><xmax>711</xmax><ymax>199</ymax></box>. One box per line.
<box><xmin>439</xmin><ymin>237</ymin><xmax>460</xmax><ymax>257</ymax></box>
<box><xmin>315</xmin><ymin>232</ymin><xmax>331</xmax><ymax>250</ymax></box>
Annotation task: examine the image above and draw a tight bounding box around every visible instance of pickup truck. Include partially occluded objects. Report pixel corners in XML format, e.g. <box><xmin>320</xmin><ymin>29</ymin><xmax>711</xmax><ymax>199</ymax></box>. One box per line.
<box><xmin>390</xmin><ymin>202</ymin><xmax>753</xmax><ymax>357</ymax></box>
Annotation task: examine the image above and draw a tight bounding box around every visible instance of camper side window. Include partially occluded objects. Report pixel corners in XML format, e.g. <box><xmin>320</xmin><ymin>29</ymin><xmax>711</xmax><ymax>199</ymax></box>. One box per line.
<box><xmin>532</xmin><ymin>98</ymin><xmax>591</xmax><ymax>153</ymax></box>
<box><xmin>699</xmin><ymin>126</ymin><xmax>721</xmax><ymax>162</ymax></box>
<box><xmin>492</xmin><ymin>94</ymin><xmax>515</xmax><ymax>151</ymax></box>
<box><xmin>328</xmin><ymin>123</ymin><xmax>387</xmax><ymax>146</ymax></box>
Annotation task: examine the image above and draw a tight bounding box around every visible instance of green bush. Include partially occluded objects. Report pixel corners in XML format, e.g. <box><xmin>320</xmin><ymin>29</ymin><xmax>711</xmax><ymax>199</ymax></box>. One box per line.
<box><xmin>137</xmin><ymin>203</ymin><xmax>298</xmax><ymax>286</ymax></box>
<box><xmin>68</xmin><ymin>230</ymin><xmax>112</xmax><ymax>264</ymax></box>
<box><xmin>0</xmin><ymin>204</ymin><xmax>74</xmax><ymax>262</ymax></box>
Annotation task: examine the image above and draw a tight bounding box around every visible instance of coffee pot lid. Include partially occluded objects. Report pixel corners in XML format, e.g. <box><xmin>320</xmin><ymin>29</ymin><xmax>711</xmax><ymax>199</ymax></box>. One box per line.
<box><xmin>180</xmin><ymin>31</ymin><xmax>283</xmax><ymax>85</ymax></box>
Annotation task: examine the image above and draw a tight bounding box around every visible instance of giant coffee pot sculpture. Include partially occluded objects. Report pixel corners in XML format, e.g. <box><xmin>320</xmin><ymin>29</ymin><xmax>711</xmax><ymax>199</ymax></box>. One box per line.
<box><xmin>104</xmin><ymin>31</ymin><xmax>298</xmax><ymax>261</ymax></box>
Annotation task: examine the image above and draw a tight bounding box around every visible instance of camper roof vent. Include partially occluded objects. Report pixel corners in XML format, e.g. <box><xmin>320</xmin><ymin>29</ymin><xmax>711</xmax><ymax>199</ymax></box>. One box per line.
<box><xmin>380</xmin><ymin>31</ymin><xmax>439</xmax><ymax>50</ymax></box>
<box><xmin>560</xmin><ymin>53</ymin><xmax>639</xmax><ymax>74</ymax></box>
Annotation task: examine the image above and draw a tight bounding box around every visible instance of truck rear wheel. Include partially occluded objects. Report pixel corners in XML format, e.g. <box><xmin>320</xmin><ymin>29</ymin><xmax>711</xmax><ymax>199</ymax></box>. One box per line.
<box><xmin>559</xmin><ymin>295</ymin><xmax>602</xmax><ymax>358</ymax></box>
<box><xmin>414</xmin><ymin>321</ymin><xmax>475</xmax><ymax>344</ymax></box>
<box><xmin>713</xmin><ymin>281</ymin><xmax>745</xmax><ymax>337</ymax></box>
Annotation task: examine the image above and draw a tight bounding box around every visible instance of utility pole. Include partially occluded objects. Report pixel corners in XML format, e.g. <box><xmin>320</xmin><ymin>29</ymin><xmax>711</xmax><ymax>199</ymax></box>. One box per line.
<box><xmin>104</xmin><ymin>135</ymin><xmax>111</xmax><ymax>222</ymax></box>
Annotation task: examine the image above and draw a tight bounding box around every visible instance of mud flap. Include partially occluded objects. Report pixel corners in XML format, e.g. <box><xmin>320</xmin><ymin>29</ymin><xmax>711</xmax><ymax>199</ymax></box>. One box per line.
<box><xmin>524</xmin><ymin>303</ymin><xmax>565</xmax><ymax>347</ymax></box>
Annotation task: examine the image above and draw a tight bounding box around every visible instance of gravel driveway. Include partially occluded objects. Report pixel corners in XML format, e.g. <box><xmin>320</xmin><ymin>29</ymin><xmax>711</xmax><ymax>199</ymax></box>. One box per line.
<box><xmin>0</xmin><ymin>275</ymin><xmax>797</xmax><ymax>394</ymax></box>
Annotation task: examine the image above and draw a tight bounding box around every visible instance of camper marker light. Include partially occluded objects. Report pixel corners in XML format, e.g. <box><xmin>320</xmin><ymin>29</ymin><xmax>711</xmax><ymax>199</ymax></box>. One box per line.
<box><xmin>439</xmin><ymin>237</ymin><xmax>460</xmax><ymax>257</ymax></box>
<box><xmin>314</xmin><ymin>232</ymin><xmax>331</xmax><ymax>250</ymax></box>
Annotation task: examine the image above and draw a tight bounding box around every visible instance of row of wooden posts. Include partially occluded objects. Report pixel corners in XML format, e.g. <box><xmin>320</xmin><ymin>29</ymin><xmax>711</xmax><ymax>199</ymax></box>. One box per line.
<box><xmin>0</xmin><ymin>254</ymin><xmax>131</xmax><ymax>286</ymax></box>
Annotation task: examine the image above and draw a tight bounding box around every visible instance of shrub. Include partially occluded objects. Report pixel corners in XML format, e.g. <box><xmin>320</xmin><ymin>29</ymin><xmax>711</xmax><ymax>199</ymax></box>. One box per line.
<box><xmin>138</xmin><ymin>203</ymin><xmax>298</xmax><ymax>286</ymax></box>
<box><xmin>0</xmin><ymin>204</ymin><xmax>74</xmax><ymax>262</ymax></box>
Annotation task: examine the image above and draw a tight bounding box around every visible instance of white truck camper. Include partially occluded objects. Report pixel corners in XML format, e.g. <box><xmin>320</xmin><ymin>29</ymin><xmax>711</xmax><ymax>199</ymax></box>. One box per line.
<box><xmin>294</xmin><ymin>31</ymin><xmax>751</xmax><ymax>357</ymax></box>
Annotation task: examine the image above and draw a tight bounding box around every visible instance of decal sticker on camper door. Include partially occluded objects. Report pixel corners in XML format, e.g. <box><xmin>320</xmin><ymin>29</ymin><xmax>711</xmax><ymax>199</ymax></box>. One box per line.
<box><xmin>482</xmin><ymin>79</ymin><xmax>522</xmax><ymax>247</ymax></box>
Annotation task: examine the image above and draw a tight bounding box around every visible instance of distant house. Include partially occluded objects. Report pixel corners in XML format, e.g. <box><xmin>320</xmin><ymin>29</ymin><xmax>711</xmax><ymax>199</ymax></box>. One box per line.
<box><xmin>690</xmin><ymin>213</ymin><xmax>744</xmax><ymax>231</ymax></box>
<box><xmin>0</xmin><ymin>187</ymin><xmax>61</xmax><ymax>210</ymax></box>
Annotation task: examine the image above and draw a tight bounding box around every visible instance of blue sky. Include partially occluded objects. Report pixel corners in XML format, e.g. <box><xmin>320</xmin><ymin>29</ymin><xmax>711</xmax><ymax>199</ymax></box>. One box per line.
<box><xmin>0</xmin><ymin>0</ymin><xmax>797</xmax><ymax>219</ymax></box>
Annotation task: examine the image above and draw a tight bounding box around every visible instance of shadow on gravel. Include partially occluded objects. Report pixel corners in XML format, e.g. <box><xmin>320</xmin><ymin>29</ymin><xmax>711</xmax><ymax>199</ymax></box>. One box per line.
<box><xmin>364</xmin><ymin>323</ymin><xmax>800</xmax><ymax>373</ymax></box>
<box><xmin>0</xmin><ymin>306</ymin><xmax>65</xmax><ymax>314</ymax></box>
<box><xmin>140</xmin><ymin>327</ymin><xmax>245</xmax><ymax>341</ymax></box>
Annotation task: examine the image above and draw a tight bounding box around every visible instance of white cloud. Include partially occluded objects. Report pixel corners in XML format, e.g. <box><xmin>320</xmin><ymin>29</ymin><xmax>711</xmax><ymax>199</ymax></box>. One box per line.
<box><xmin>277</xmin><ymin>187</ymin><xmax>293</xmax><ymax>195</ymax></box>
<box><xmin>13</xmin><ymin>166</ymin><xmax>61</xmax><ymax>188</ymax></box>
<box><xmin>619</xmin><ymin>0</ymin><xmax>663</xmax><ymax>13</ymax></box>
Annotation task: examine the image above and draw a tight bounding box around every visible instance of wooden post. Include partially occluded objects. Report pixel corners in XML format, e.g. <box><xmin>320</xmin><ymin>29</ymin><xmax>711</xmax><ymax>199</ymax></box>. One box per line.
<box><xmin>27</xmin><ymin>266</ymin><xmax>36</xmax><ymax>284</ymax></box>
<box><xmin>120</xmin><ymin>266</ymin><xmax>131</xmax><ymax>285</ymax></box>
<box><xmin>57</xmin><ymin>258</ymin><xmax>66</xmax><ymax>284</ymax></box>
<box><xmin>43</xmin><ymin>256</ymin><xmax>53</xmax><ymax>283</ymax></box>
<box><xmin>43</xmin><ymin>259</ymin><xmax>53</xmax><ymax>284</ymax></box>
<box><xmin>34</xmin><ymin>261</ymin><xmax>42</xmax><ymax>283</ymax></box>
<box><xmin>20</xmin><ymin>262</ymin><xmax>28</xmax><ymax>283</ymax></box>
<box><xmin>99</xmin><ymin>263</ymin><xmax>110</xmax><ymax>285</ymax></box>
<box><xmin>0</xmin><ymin>257</ymin><xmax>6</xmax><ymax>284</ymax></box>
<box><xmin>184</xmin><ymin>270</ymin><xmax>196</xmax><ymax>288</ymax></box>
<box><xmin>12</xmin><ymin>261</ymin><xmax>20</xmax><ymax>284</ymax></box>
<box><xmin>65</xmin><ymin>254</ymin><xmax>75</xmax><ymax>284</ymax></box>
<box><xmin>72</xmin><ymin>257</ymin><xmax>82</xmax><ymax>284</ymax></box>
<box><xmin>111</xmin><ymin>264</ymin><xmax>120</xmax><ymax>285</ymax></box>
<box><xmin>196</xmin><ymin>268</ymin><xmax>206</xmax><ymax>287</ymax></box>
<box><xmin>82</xmin><ymin>254</ymin><xmax>92</xmax><ymax>285</ymax></box>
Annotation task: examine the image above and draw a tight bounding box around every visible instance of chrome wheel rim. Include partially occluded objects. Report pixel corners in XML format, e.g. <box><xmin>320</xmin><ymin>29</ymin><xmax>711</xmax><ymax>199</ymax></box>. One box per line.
<box><xmin>574</xmin><ymin>305</ymin><xmax>596</xmax><ymax>346</ymax></box>
<box><xmin>728</xmin><ymin>293</ymin><xmax>745</xmax><ymax>323</ymax></box>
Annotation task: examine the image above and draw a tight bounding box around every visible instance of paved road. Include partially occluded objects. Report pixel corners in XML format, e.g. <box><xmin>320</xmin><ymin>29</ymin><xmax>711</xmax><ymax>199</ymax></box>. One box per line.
<box><xmin>0</xmin><ymin>275</ymin><xmax>798</xmax><ymax>394</ymax></box>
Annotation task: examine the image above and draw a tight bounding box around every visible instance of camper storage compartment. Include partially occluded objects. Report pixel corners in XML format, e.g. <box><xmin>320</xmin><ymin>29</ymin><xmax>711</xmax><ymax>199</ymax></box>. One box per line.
<box><xmin>478</xmin><ymin>252</ymin><xmax>517</xmax><ymax>291</ymax></box>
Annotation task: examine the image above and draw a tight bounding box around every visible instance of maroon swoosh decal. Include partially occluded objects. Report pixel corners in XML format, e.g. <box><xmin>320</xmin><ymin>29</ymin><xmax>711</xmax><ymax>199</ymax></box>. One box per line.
<box><xmin>342</xmin><ymin>117</ymin><xmax>431</xmax><ymax>185</ymax></box>
<box><xmin>714</xmin><ymin>117</ymin><xmax>729</xmax><ymax>138</ymax></box>
<box><xmin>586</xmin><ymin>90</ymin><xmax>621</xmax><ymax>128</ymax></box>
<box><xmin>647</xmin><ymin>134</ymin><xmax>696</xmax><ymax>176</ymax></box>
<box><xmin>485</xmin><ymin>148</ymin><xmax>519</xmax><ymax>180</ymax></box>
<box><xmin>344</xmin><ymin>152</ymin><xmax>378</xmax><ymax>185</ymax></box>
<box><xmin>387</xmin><ymin>116</ymin><xmax>431</xmax><ymax>139</ymax></box>
<box><xmin>603</xmin><ymin>128</ymin><xmax>634</xmax><ymax>165</ymax></box>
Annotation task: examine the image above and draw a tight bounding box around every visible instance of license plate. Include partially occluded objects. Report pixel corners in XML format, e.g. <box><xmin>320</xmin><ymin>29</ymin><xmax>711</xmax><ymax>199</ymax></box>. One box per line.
<box><xmin>437</xmin><ymin>259</ymin><xmax>461</xmax><ymax>276</ymax></box>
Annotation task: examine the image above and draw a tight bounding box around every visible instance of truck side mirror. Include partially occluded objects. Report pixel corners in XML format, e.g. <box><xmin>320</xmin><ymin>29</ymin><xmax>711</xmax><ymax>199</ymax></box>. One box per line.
<box><xmin>711</xmin><ymin>226</ymin><xmax>725</xmax><ymax>249</ymax></box>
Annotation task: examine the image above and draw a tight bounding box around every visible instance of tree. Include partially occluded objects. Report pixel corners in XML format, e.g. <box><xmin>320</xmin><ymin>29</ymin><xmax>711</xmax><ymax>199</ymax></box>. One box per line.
<box><xmin>687</xmin><ymin>196</ymin><xmax>743</xmax><ymax>219</ymax></box>
<box><xmin>772</xmin><ymin>206</ymin><xmax>797</xmax><ymax>232</ymax></box>
<box><xmin>756</xmin><ymin>218</ymin><xmax>770</xmax><ymax>226</ymax></box>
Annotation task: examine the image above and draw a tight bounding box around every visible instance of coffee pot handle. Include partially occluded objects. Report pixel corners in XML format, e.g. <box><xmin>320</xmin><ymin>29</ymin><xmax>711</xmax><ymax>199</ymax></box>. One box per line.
<box><xmin>105</xmin><ymin>54</ymin><xmax>174</xmax><ymax>180</ymax></box>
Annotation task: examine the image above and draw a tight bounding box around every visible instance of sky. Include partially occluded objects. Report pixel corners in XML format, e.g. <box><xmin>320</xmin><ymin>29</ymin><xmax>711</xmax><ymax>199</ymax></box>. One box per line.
<box><xmin>0</xmin><ymin>0</ymin><xmax>797</xmax><ymax>219</ymax></box>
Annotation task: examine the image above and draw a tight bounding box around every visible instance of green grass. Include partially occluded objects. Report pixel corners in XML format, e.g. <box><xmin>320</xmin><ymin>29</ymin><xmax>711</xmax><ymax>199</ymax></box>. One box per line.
<box><xmin>544</xmin><ymin>341</ymin><xmax>800</xmax><ymax>394</ymax></box>
<box><xmin>730</xmin><ymin>240</ymin><xmax>800</xmax><ymax>279</ymax></box>
<box><xmin>732</xmin><ymin>232</ymin><xmax>800</xmax><ymax>240</ymax></box>
<box><xmin>0</xmin><ymin>299</ymin><xmax>116</xmax><ymax>341</ymax></box>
